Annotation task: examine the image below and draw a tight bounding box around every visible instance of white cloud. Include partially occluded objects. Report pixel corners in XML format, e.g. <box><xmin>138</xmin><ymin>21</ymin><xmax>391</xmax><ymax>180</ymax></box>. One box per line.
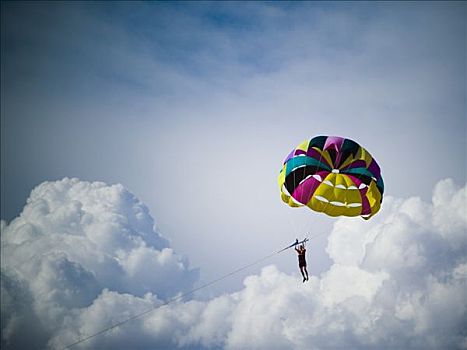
<box><xmin>1</xmin><ymin>178</ymin><xmax>198</xmax><ymax>349</ymax></box>
<box><xmin>2</xmin><ymin>178</ymin><xmax>466</xmax><ymax>349</ymax></box>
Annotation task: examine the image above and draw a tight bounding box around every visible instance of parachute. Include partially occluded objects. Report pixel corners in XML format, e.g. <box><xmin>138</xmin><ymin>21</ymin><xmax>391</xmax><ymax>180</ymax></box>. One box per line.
<box><xmin>278</xmin><ymin>135</ymin><xmax>384</xmax><ymax>219</ymax></box>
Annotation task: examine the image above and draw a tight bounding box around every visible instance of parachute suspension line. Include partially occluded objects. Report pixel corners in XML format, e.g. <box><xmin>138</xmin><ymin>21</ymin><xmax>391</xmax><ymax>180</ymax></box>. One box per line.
<box><xmin>302</xmin><ymin>146</ymin><xmax>326</xmax><ymax>235</ymax></box>
<box><xmin>285</xmin><ymin>209</ymin><xmax>299</xmax><ymax>238</ymax></box>
<box><xmin>302</xmin><ymin>146</ymin><xmax>324</xmax><ymax>234</ymax></box>
<box><xmin>288</xmin><ymin>153</ymin><xmax>301</xmax><ymax>237</ymax></box>
<box><xmin>61</xmin><ymin>240</ymin><xmax>313</xmax><ymax>350</ymax></box>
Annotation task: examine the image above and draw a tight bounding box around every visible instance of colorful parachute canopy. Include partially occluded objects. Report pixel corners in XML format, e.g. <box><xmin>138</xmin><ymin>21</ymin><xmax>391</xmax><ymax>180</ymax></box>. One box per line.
<box><xmin>278</xmin><ymin>135</ymin><xmax>384</xmax><ymax>219</ymax></box>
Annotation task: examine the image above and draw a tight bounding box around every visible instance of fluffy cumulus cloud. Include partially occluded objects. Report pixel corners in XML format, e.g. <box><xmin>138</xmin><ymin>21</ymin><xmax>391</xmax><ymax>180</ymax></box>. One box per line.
<box><xmin>2</xmin><ymin>178</ymin><xmax>466</xmax><ymax>350</ymax></box>
<box><xmin>1</xmin><ymin>178</ymin><xmax>199</xmax><ymax>350</ymax></box>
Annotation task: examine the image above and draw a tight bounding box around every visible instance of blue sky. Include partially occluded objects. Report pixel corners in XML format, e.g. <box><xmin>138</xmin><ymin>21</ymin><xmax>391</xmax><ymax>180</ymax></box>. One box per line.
<box><xmin>1</xmin><ymin>2</ymin><xmax>466</xmax><ymax>349</ymax></box>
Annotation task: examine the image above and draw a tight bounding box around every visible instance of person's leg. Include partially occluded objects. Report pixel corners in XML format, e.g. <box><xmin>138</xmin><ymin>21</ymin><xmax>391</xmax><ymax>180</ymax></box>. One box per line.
<box><xmin>304</xmin><ymin>266</ymin><xmax>309</xmax><ymax>280</ymax></box>
<box><xmin>300</xmin><ymin>266</ymin><xmax>307</xmax><ymax>282</ymax></box>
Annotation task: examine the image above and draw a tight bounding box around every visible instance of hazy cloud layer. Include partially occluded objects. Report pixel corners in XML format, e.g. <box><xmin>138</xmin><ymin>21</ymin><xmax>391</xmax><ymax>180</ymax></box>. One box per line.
<box><xmin>2</xmin><ymin>178</ymin><xmax>465</xmax><ymax>349</ymax></box>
